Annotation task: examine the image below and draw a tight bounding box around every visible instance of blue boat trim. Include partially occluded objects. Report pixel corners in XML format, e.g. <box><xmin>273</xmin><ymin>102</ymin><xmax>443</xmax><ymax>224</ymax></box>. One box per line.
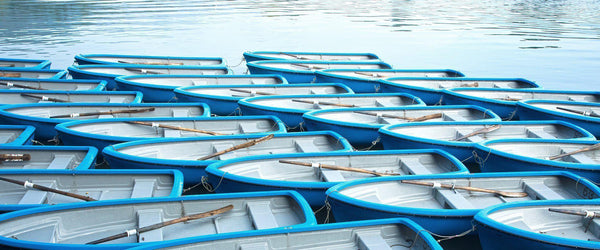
<box><xmin>316</xmin><ymin>68</ymin><xmax>465</xmax><ymax>81</ymax></box>
<box><xmin>0</xmin><ymin>190</ymin><xmax>316</xmax><ymax>249</ymax></box>
<box><xmin>475</xmin><ymin>199</ymin><xmax>600</xmax><ymax>249</ymax></box>
<box><xmin>326</xmin><ymin>171</ymin><xmax>600</xmax><ymax>217</ymax></box>
<box><xmin>247</xmin><ymin>60</ymin><xmax>392</xmax><ymax>74</ymax></box>
<box><xmin>0</xmin><ymin>125</ymin><xmax>36</xmax><ymax>145</ymax></box>
<box><xmin>243</xmin><ymin>51</ymin><xmax>381</xmax><ymax>62</ymax></box>
<box><xmin>443</xmin><ymin>88</ymin><xmax>600</xmax><ymax>106</ymax></box>
<box><xmin>381</xmin><ymin>77</ymin><xmax>540</xmax><ymax>91</ymax></box>
<box><xmin>117</xmin><ymin>74</ymin><xmax>288</xmax><ymax>92</ymax></box>
<box><xmin>0</xmin><ymin>90</ymin><xmax>143</xmax><ymax>103</ymax></box>
<box><xmin>68</xmin><ymin>64</ymin><xmax>232</xmax><ymax>79</ymax></box>
<box><xmin>518</xmin><ymin>99</ymin><xmax>600</xmax><ymax>122</ymax></box>
<box><xmin>74</xmin><ymin>54</ymin><xmax>226</xmax><ymax>66</ymax></box>
<box><xmin>0</xmin><ymin>58</ymin><xmax>52</xmax><ymax>69</ymax></box>
<box><xmin>0</xmin><ymin>68</ymin><xmax>67</xmax><ymax>79</ymax></box>
<box><xmin>0</xmin><ymin>78</ymin><xmax>108</xmax><ymax>91</ymax></box>
<box><xmin>0</xmin><ymin>145</ymin><xmax>98</xmax><ymax>170</ymax></box>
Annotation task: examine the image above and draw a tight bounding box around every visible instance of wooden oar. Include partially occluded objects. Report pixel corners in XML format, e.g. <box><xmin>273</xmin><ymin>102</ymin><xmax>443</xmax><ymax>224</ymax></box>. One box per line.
<box><xmin>459</xmin><ymin>82</ymin><xmax>479</xmax><ymax>87</ymax></box>
<box><xmin>20</xmin><ymin>93</ymin><xmax>70</xmax><ymax>103</ymax></box>
<box><xmin>278</xmin><ymin>159</ymin><xmax>397</xmax><ymax>176</ymax></box>
<box><xmin>280</xmin><ymin>53</ymin><xmax>311</xmax><ymax>60</ymax></box>
<box><xmin>50</xmin><ymin>107</ymin><xmax>156</xmax><ymax>119</ymax></box>
<box><xmin>291</xmin><ymin>63</ymin><xmax>327</xmax><ymax>70</ymax></box>
<box><xmin>0</xmin><ymin>176</ymin><xmax>96</xmax><ymax>201</ymax></box>
<box><xmin>197</xmin><ymin>134</ymin><xmax>274</xmax><ymax>160</ymax></box>
<box><xmin>354</xmin><ymin>111</ymin><xmax>443</xmax><ymax>122</ymax></box>
<box><xmin>556</xmin><ymin>106</ymin><xmax>600</xmax><ymax>118</ymax></box>
<box><xmin>127</xmin><ymin>121</ymin><xmax>227</xmax><ymax>136</ymax></box>
<box><xmin>498</xmin><ymin>97</ymin><xmax>522</xmax><ymax>101</ymax></box>
<box><xmin>123</xmin><ymin>68</ymin><xmax>165</xmax><ymax>75</ymax></box>
<box><xmin>87</xmin><ymin>204</ymin><xmax>233</xmax><ymax>245</ymax></box>
<box><xmin>117</xmin><ymin>60</ymin><xmax>183</xmax><ymax>66</ymax></box>
<box><xmin>548</xmin><ymin>208</ymin><xmax>600</xmax><ymax>218</ymax></box>
<box><xmin>451</xmin><ymin>125</ymin><xmax>501</xmax><ymax>141</ymax></box>
<box><xmin>0</xmin><ymin>153</ymin><xmax>30</xmax><ymax>162</ymax></box>
<box><xmin>0</xmin><ymin>64</ymin><xmax>15</xmax><ymax>67</ymax></box>
<box><xmin>0</xmin><ymin>72</ymin><xmax>21</xmax><ymax>77</ymax></box>
<box><xmin>0</xmin><ymin>81</ymin><xmax>47</xmax><ymax>90</ymax></box>
<box><xmin>353</xmin><ymin>71</ymin><xmax>386</xmax><ymax>78</ymax></box>
<box><xmin>547</xmin><ymin>143</ymin><xmax>600</xmax><ymax>160</ymax></box>
<box><xmin>291</xmin><ymin>99</ymin><xmax>358</xmax><ymax>107</ymax></box>
<box><xmin>400</xmin><ymin>180</ymin><xmax>529</xmax><ymax>198</ymax></box>
<box><xmin>229</xmin><ymin>88</ymin><xmax>275</xmax><ymax>96</ymax></box>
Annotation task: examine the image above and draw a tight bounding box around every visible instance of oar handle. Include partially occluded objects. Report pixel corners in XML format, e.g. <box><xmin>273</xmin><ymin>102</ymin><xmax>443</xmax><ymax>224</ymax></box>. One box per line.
<box><xmin>291</xmin><ymin>63</ymin><xmax>326</xmax><ymax>70</ymax></box>
<box><xmin>123</xmin><ymin>68</ymin><xmax>164</xmax><ymax>74</ymax></box>
<box><xmin>0</xmin><ymin>176</ymin><xmax>96</xmax><ymax>201</ymax></box>
<box><xmin>556</xmin><ymin>106</ymin><xmax>600</xmax><ymax>118</ymax></box>
<box><xmin>353</xmin><ymin>71</ymin><xmax>385</xmax><ymax>78</ymax></box>
<box><xmin>548</xmin><ymin>208</ymin><xmax>600</xmax><ymax>218</ymax></box>
<box><xmin>197</xmin><ymin>134</ymin><xmax>275</xmax><ymax>160</ymax></box>
<box><xmin>0</xmin><ymin>81</ymin><xmax>47</xmax><ymax>90</ymax></box>
<box><xmin>0</xmin><ymin>153</ymin><xmax>31</xmax><ymax>161</ymax></box>
<box><xmin>451</xmin><ymin>125</ymin><xmax>502</xmax><ymax>141</ymax></box>
<box><xmin>50</xmin><ymin>107</ymin><xmax>156</xmax><ymax>119</ymax></box>
<box><xmin>548</xmin><ymin>143</ymin><xmax>600</xmax><ymax>160</ymax></box>
<box><xmin>20</xmin><ymin>93</ymin><xmax>70</xmax><ymax>103</ymax></box>
<box><xmin>354</xmin><ymin>111</ymin><xmax>442</xmax><ymax>122</ymax></box>
<box><xmin>127</xmin><ymin>121</ymin><xmax>227</xmax><ymax>136</ymax></box>
<box><xmin>0</xmin><ymin>72</ymin><xmax>21</xmax><ymax>77</ymax></box>
<box><xmin>291</xmin><ymin>99</ymin><xmax>357</xmax><ymax>107</ymax></box>
<box><xmin>87</xmin><ymin>204</ymin><xmax>233</xmax><ymax>244</ymax></box>
<box><xmin>400</xmin><ymin>180</ymin><xmax>529</xmax><ymax>198</ymax></box>
<box><xmin>460</xmin><ymin>82</ymin><xmax>479</xmax><ymax>87</ymax></box>
<box><xmin>278</xmin><ymin>159</ymin><xmax>395</xmax><ymax>176</ymax></box>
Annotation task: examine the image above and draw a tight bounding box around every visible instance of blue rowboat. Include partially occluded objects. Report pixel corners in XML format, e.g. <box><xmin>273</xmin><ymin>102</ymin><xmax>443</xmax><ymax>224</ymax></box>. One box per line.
<box><xmin>474</xmin><ymin>139</ymin><xmax>600</xmax><ymax>182</ymax></box>
<box><xmin>474</xmin><ymin>199</ymin><xmax>600</xmax><ymax>250</ymax></box>
<box><xmin>130</xmin><ymin>218</ymin><xmax>442</xmax><ymax>250</ymax></box>
<box><xmin>380</xmin><ymin>77</ymin><xmax>540</xmax><ymax>105</ymax></box>
<box><xmin>205</xmin><ymin>149</ymin><xmax>469</xmax><ymax>207</ymax></box>
<box><xmin>175</xmin><ymin>83</ymin><xmax>353</xmax><ymax>116</ymax></box>
<box><xmin>68</xmin><ymin>64</ymin><xmax>230</xmax><ymax>90</ymax></box>
<box><xmin>0</xmin><ymin>125</ymin><xmax>36</xmax><ymax>145</ymax></box>
<box><xmin>443</xmin><ymin>88</ymin><xmax>600</xmax><ymax>120</ymax></box>
<box><xmin>0</xmin><ymin>68</ymin><xmax>66</xmax><ymax>79</ymax></box>
<box><xmin>517</xmin><ymin>100</ymin><xmax>600</xmax><ymax>137</ymax></box>
<box><xmin>56</xmin><ymin>116</ymin><xmax>287</xmax><ymax>152</ymax></box>
<box><xmin>243</xmin><ymin>51</ymin><xmax>381</xmax><ymax>62</ymax></box>
<box><xmin>0</xmin><ymin>90</ymin><xmax>142</xmax><ymax>105</ymax></box>
<box><xmin>379</xmin><ymin>121</ymin><xmax>596</xmax><ymax>165</ymax></box>
<box><xmin>0</xmin><ymin>190</ymin><xmax>316</xmax><ymax>249</ymax></box>
<box><xmin>0</xmin><ymin>169</ymin><xmax>183</xmax><ymax>212</ymax></box>
<box><xmin>0</xmin><ymin>103</ymin><xmax>210</xmax><ymax>141</ymax></box>
<box><xmin>0</xmin><ymin>78</ymin><xmax>107</xmax><ymax>91</ymax></box>
<box><xmin>246</xmin><ymin>60</ymin><xmax>392</xmax><ymax>83</ymax></box>
<box><xmin>74</xmin><ymin>54</ymin><xmax>225</xmax><ymax>66</ymax></box>
<box><xmin>116</xmin><ymin>74</ymin><xmax>287</xmax><ymax>103</ymax></box>
<box><xmin>315</xmin><ymin>69</ymin><xmax>464</xmax><ymax>93</ymax></box>
<box><xmin>238</xmin><ymin>93</ymin><xmax>424</xmax><ymax>130</ymax></box>
<box><xmin>326</xmin><ymin>171</ymin><xmax>600</xmax><ymax>236</ymax></box>
<box><xmin>102</xmin><ymin>131</ymin><xmax>352</xmax><ymax>187</ymax></box>
<box><xmin>303</xmin><ymin>105</ymin><xmax>500</xmax><ymax>148</ymax></box>
<box><xmin>0</xmin><ymin>58</ymin><xmax>51</xmax><ymax>69</ymax></box>
<box><xmin>0</xmin><ymin>145</ymin><xmax>97</xmax><ymax>171</ymax></box>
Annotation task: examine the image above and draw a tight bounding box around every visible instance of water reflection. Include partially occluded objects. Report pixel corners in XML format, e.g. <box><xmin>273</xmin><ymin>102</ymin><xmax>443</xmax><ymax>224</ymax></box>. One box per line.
<box><xmin>0</xmin><ymin>0</ymin><xmax>599</xmax><ymax>89</ymax></box>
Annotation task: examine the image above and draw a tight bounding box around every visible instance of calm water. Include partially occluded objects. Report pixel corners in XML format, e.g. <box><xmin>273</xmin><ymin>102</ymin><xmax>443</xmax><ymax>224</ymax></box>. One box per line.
<box><xmin>1</xmin><ymin>0</ymin><xmax>599</xmax><ymax>90</ymax></box>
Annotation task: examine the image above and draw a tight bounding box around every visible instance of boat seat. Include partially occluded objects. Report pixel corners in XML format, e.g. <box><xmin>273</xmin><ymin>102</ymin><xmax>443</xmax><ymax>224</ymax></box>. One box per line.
<box><xmin>171</xmin><ymin>109</ymin><xmax>190</xmax><ymax>117</ymax></box>
<box><xmin>454</xmin><ymin>128</ymin><xmax>484</xmax><ymax>143</ymax></box>
<box><xmin>318</xmin><ymin>167</ymin><xmax>346</xmax><ymax>182</ymax></box>
<box><xmin>0</xmin><ymin>134</ymin><xmax>15</xmax><ymax>144</ymax></box>
<box><xmin>18</xmin><ymin>180</ymin><xmax>56</xmax><ymax>205</ymax></box>
<box><xmin>130</xmin><ymin>179</ymin><xmax>156</xmax><ymax>198</ymax></box>
<box><xmin>565</xmin><ymin>153</ymin><xmax>596</xmax><ymax>164</ymax></box>
<box><xmin>442</xmin><ymin>113</ymin><xmax>467</xmax><ymax>121</ymax></box>
<box><xmin>526</xmin><ymin>129</ymin><xmax>556</xmax><ymax>139</ymax></box>
<box><xmin>568</xmin><ymin>96</ymin><xmax>587</xmax><ymax>102</ymax></box>
<box><xmin>250</xmin><ymin>79</ymin><xmax>267</xmax><ymax>84</ymax></box>
<box><xmin>294</xmin><ymin>140</ymin><xmax>318</xmax><ymax>153</ymax></box>
<box><xmin>191</xmin><ymin>80</ymin><xmax>208</xmax><ymax>86</ymax></box>
<box><xmin>434</xmin><ymin>189</ymin><xmax>474</xmax><ymax>209</ymax></box>
<box><xmin>75</xmin><ymin>85</ymin><xmax>87</xmax><ymax>91</ymax></box>
<box><xmin>108</xmin><ymin>97</ymin><xmax>122</xmax><ymax>103</ymax></box>
<box><xmin>355</xmin><ymin>231</ymin><xmax>392</xmax><ymax>250</ymax></box>
<box><xmin>588</xmin><ymin>219</ymin><xmax>600</xmax><ymax>238</ymax></box>
<box><xmin>47</xmin><ymin>154</ymin><xmax>76</xmax><ymax>169</ymax></box>
<box><xmin>522</xmin><ymin>181</ymin><xmax>564</xmax><ymax>200</ymax></box>
<box><xmin>239</xmin><ymin>242</ymin><xmax>270</xmax><ymax>250</ymax></box>
<box><xmin>163</xmin><ymin>129</ymin><xmax>181</xmax><ymax>138</ymax></box>
<box><xmin>238</xmin><ymin>123</ymin><xmax>259</xmax><ymax>134</ymax></box>
<box><xmin>137</xmin><ymin>209</ymin><xmax>163</xmax><ymax>243</ymax></box>
<box><xmin>212</xmin><ymin>143</ymin><xmax>236</xmax><ymax>160</ymax></box>
<box><xmin>246</xmin><ymin>201</ymin><xmax>279</xmax><ymax>230</ymax></box>
<box><xmin>374</xmin><ymin>100</ymin><xmax>385</xmax><ymax>107</ymax></box>
<box><xmin>375</xmin><ymin>116</ymin><xmax>392</xmax><ymax>125</ymax></box>
<box><xmin>401</xmin><ymin>158</ymin><xmax>431</xmax><ymax>175</ymax></box>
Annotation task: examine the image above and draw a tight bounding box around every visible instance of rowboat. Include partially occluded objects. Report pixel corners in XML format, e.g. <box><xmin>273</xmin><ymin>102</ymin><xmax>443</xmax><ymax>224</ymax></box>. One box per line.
<box><xmin>0</xmin><ymin>90</ymin><xmax>142</xmax><ymax>105</ymax></box>
<box><xmin>0</xmin><ymin>169</ymin><xmax>183</xmax><ymax>212</ymax></box>
<box><xmin>102</xmin><ymin>131</ymin><xmax>353</xmax><ymax>186</ymax></box>
<box><xmin>243</xmin><ymin>51</ymin><xmax>381</xmax><ymax>62</ymax></box>
<box><xmin>443</xmin><ymin>88</ymin><xmax>600</xmax><ymax>119</ymax></box>
<box><xmin>380</xmin><ymin>77</ymin><xmax>540</xmax><ymax>105</ymax></box>
<box><xmin>0</xmin><ymin>103</ymin><xmax>210</xmax><ymax>141</ymax></box>
<box><xmin>0</xmin><ymin>145</ymin><xmax>97</xmax><ymax>171</ymax></box>
<box><xmin>246</xmin><ymin>60</ymin><xmax>392</xmax><ymax>83</ymax></box>
<box><xmin>0</xmin><ymin>68</ymin><xmax>67</xmax><ymax>79</ymax></box>
<box><xmin>326</xmin><ymin>171</ymin><xmax>600</xmax><ymax>236</ymax></box>
<box><xmin>174</xmin><ymin>83</ymin><xmax>353</xmax><ymax>116</ymax></box>
<box><xmin>205</xmin><ymin>149</ymin><xmax>469</xmax><ymax>207</ymax></box>
<box><xmin>0</xmin><ymin>79</ymin><xmax>107</xmax><ymax>91</ymax></box>
<box><xmin>116</xmin><ymin>75</ymin><xmax>287</xmax><ymax>102</ymax></box>
<box><xmin>130</xmin><ymin>218</ymin><xmax>442</xmax><ymax>250</ymax></box>
<box><xmin>0</xmin><ymin>190</ymin><xmax>316</xmax><ymax>249</ymax></box>
<box><xmin>238</xmin><ymin>93</ymin><xmax>425</xmax><ymax>130</ymax></box>
<box><xmin>74</xmin><ymin>54</ymin><xmax>225</xmax><ymax>66</ymax></box>
<box><xmin>68</xmin><ymin>65</ymin><xmax>230</xmax><ymax>90</ymax></box>
<box><xmin>517</xmin><ymin>100</ymin><xmax>600</xmax><ymax>137</ymax></box>
<box><xmin>0</xmin><ymin>58</ymin><xmax>51</xmax><ymax>69</ymax></box>
<box><xmin>379</xmin><ymin>121</ymin><xmax>596</xmax><ymax>165</ymax></box>
<box><xmin>55</xmin><ymin>116</ymin><xmax>287</xmax><ymax>152</ymax></box>
<box><xmin>0</xmin><ymin>125</ymin><xmax>36</xmax><ymax>145</ymax></box>
<box><xmin>474</xmin><ymin>199</ymin><xmax>600</xmax><ymax>250</ymax></box>
<box><xmin>315</xmin><ymin>69</ymin><xmax>464</xmax><ymax>93</ymax></box>
<box><xmin>303</xmin><ymin>105</ymin><xmax>500</xmax><ymax>148</ymax></box>
<box><xmin>474</xmin><ymin>139</ymin><xmax>600</xmax><ymax>182</ymax></box>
